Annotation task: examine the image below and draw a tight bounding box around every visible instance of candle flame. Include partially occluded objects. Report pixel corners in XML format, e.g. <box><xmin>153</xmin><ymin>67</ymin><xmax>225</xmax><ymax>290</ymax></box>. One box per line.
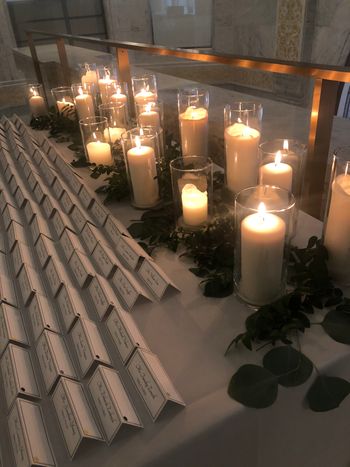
<box><xmin>258</xmin><ymin>202</ymin><xmax>266</xmax><ymax>222</ymax></box>
<box><xmin>242</xmin><ymin>125</ymin><xmax>252</xmax><ymax>137</ymax></box>
<box><xmin>116</xmin><ymin>86</ymin><xmax>121</xmax><ymax>95</ymax></box>
<box><xmin>145</xmin><ymin>103</ymin><xmax>152</xmax><ymax>113</ymax></box>
<box><xmin>140</xmin><ymin>128</ymin><xmax>144</xmax><ymax>136</ymax></box>
<box><xmin>275</xmin><ymin>150</ymin><xmax>282</xmax><ymax>166</ymax></box>
<box><xmin>135</xmin><ymin>136</ymin><xmax>141</xmax><ymax>149</ymax></box>
<box><xmin>78</xmin><ymin>87</ymin><xmax>83</xmax><ymax>96</ymax></box>
<box><xmin>283</xmin><ymin>139</ymin><xmax>289</xmax><ymax>151</ymax></box>
<box><xmin>62</xmin><ymin>97</ymin><xmax>66</xmax><ymax>103</ymax></box>
<box><xmin>92</xmin><ymin>132</ymin><xmax>98</xmax><ymax>142</ymax></box>
<box><xmin>33</xmin><ymin>89</ymin><xmax>38</xmax><ymax>96</ymax></box>
<box><xmin>237</xmin><ymin>117</ymin><xmax>242</xmax><ymax>123</ymax></box>
<box><xmin>104</xmin><ymin>66</ymin><xmax>111</xmax><ymax>80</ymax></box>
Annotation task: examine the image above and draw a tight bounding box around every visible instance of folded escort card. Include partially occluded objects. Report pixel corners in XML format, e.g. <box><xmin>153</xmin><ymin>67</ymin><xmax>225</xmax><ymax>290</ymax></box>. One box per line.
<box><xmin>82</xmin><ymin>222</ymin><xmax>107</xmax><ymax>254</ymax></box>
<box><xmin>0</xmin><ymin>272</ymin><xmax>18</xmax><ymax>307</ymax></box>
<box><xmin>1</xmin><ymin>344</ymin><xmax>40</xmax><ymax>409</ymax></box>
<box><xmin>39</xmin><ymin>158</ymin><xmax>57</xmax><ymax>187</ymax></box>
<box><xmin>29</xmin><ymin>293</ymin><xmax>61</xmax><ymax>341</ymax></box>
<box><xmin>127</xmin><ymin>348</ymin><xmax>185</xmax><ymax>421</ymax></box>
<box><xmin>138</xmin><ymin>258</ymin><xmax>180</xmax><ymax>300</ymax></box>
<box><xmin>60</xmin><ymin>228</ymin><xmax>84</xmax><ymax>261</ymax></box>
<box><xmin>78</xmin><ymin>185</ymin><xmax>94</xmax><ymax>209</ymax></box>
<box><xmin>12</xmin><ymin>241</ymin><xmax>35</xmax><ymax>276</ymax></box>
<box><xmin>35</xmin><ymin>234</ymin><xmax>57</xmax><ymax>268</ymax></box>
<box><xmin>3</xmin><ymin>204</ymin><xmax>22</xmax><ymax>230</ymax></box>
<box><xmin>92</xmin><ymin>241</ymin><xmax>120</xmax><ymax>278</ymax></box>
<box><xmin>88</xmin><ymin>274</ymin><xmax>123</xmax><ymax>321</ymax></box>
<box><xmin>42</xmin><ymin>195</ymin><xmax>60</xmax><ymax>219</ymax></box>
<box><xmin>70</xmin><ymin>317</ymin><xmax>111</xmax><ymax>376</ymax></box>
<box><xmin>17</xmin><ymin>263</ymin><xmax>45</xmax><ymax>306</ymax></box>
<box><xmin>52</xmin><ymin>377</ymin><xmax>104</xmax><ymax>458</ymax></box>
<box><xmin>57</xmin><ymin>285</ymin><xmax>89</xmax><ymax>332</ymax></box>
<box><xmin>7</xmin><ymin>220</ymin><xmax>28</xmax><ymax>251</ymax></box>
<box><xmin>88</xmin><ymin>366</ymin><xmax>142</xmax><ymax>444</ymax></box>
<box><xmin>36</xmin><ymin>330</ymin><xmax>77</xmax><ymax>393</ymax></box>
<box><xmin>70</xmin><ymin>204</ymin><xmax>92</xmax><ymax>232</ymax></box>
<box><xmin>90</xmin><ymin>199</ymin><xmax>108</xmax><ymax>226</ymax></box>
<box><xmin>111</xmin><ymin>267</ymin><xmax>153</xmax><ymax>310</ymax></box>
<box><xmin>106</xmin><ymin>306</ymin><xmax>149</xmax><ymax>363</ymax></box>
<box><xmin>52</xmin><ymin>209</ymin><xmax>76</xmax><ymax>238</ymax></box>
<box><xmin>30</xmin><ymin>214</ymin><xmax>54</xmax><ymax>243</ymax></box>
<box><xmin>0</xmin><ymin>303</ymin><xmax>28</xmax><ymax>355</ymax></box>
<box><xmin>60</xmin><ymin>190</ymin><xmax>74</xmax><ymax>214</ymax></box>
<box><xmin>24</xmin><ymin>199</ymin><xmax>40</xmax><ymax>224</ymax></box>
<box><xmin>69</xmin><ymin>250</ymin><xmax>94</xmax><ymax>288</ymax></box>
<box><xmin>45</xmin><ymin>257</ymin><xmax>71</xmax><ymax>297</ymax></box>
<box><xmin>8</xmin><ymin>399</ymin><xmax>56</xmax><ymax>467</ymax></box>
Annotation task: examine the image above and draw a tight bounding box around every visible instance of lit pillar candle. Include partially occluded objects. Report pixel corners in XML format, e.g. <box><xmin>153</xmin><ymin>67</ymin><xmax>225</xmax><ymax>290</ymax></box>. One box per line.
<box><xmin>260</xmin><ymin>150</ymin><xmax>293</xmax><ymax>191</ymax></box>
<box><xmin>127</xmin><ymin>136</ymin><xmax>159</xmax><ymax>207</ymax></box>
<box><xmin>110</xmin><ymin>87</ymin><xmax>128</xmax><ymax>105</ymax></box>
<box><xmin>134</xmin><ymin>87</ymin><xmax>156</xmax><ymax>105</ymax></box>
<box><xmin>81</xmin><ymin>68</ymin><xmax>98</xmax><ymax>86</ymax></box>
<box><xmin>86</xmin><ymin>137</ymin><xmax>113</xmax><ymax>165</ymax></box>
<box><xmin>56</xmin><ymin>98</ymin><xmax>75</xmax><ymax>119</ymax></box>
<box><xmin>225</xmin><ymin>122</ymin><xmax>260</xmax><ymax>193</ymax></box>
<box><xmin>324</xmin><ymin>173</ymin><xmax>350</xmax><ymax>283</ymax></box>
<box><xmin>179</xmin><ymin>106</ymin><xmax>208</xmax><ymax>157</ymax></box>
<box><xmin>74</xmin><ymin>87</ymin><xmax>95</xmax><ymax>121</ymax></box>
<box><xmin>103</xmin><ymin>127</ymin><xmax>126</xmax><ymax>143</ymax></box>
<box><xmin>139</xmin><ymin>103</ymin><xmax>161</xmax><ymax>128</ymax></box>
<box><xmin>29</xmin><ymin>89</ymin><xmax>46</xmax><ymax>117</ymax></box>
<box><xmin>240</xmin><ymin>202</ymin><xmax>286</xmax><ymax>305</ymax></box>
<box><xmin>181</xmin><ymin>183</ymin><xmax>208</xmax><ymax>226</ymax></box>
<box><xmin>99</xmin><ymin>69</ymin><xmax>116</xmax><ymax>103</ymax></box>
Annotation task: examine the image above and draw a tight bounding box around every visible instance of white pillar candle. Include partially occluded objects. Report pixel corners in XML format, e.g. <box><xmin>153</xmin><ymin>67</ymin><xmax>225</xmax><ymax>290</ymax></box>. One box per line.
<box><xmin>134</xmin><ymin>88</ymin><xmax>156</xmax><ymax>105</ymax></box>
<box><xmin>103</xmin><ymin>127</ymin><xmax>126</xmax><ymax>143</ymax></box>
<box><xmin>179</xmin><ymin>106</ymin><xmax>208</xmax><ymax>157</ymax></box>
<box><xmin>181</xmin><ymin>183</ymin><xmax>208</xmax><ymax>226</ymax></box>
<box><xmin>240</xmin><ymin>202</ymin><xmax>286</xmax><ymax>305</ymax></box>
<box><xmin>260</xmin><ymin>150</ymin><xmax>293</xmax><ymax>191</ymax></box>
<box><xmin>110</xmin><ymin>88</ymin><xmax>128</xmax><ymax>105</ymax></box>
<box><xmin>75</xmin><ymin>87</ymin><xmax>95</xmax><ymax>121</ymax></box>
<box><xmin>99</xmin><ymin>70</ymin><xmax>117</xmax><ymax>103</ymax></box>
<box><xmin>139</xmin><ymin>103</ymin><xmax>160</xmax><ymax>128</ymax></box>
<box><xmin>56</xmin><ymin>98</ymin><xmax>75</xmax><ymax>119</ymax></box>
<box><xmin>81</xmin><ymin>69</ymin><xmax>98</xmax><ymax>86</ymax></box>
<box><xmin>324</xmin><ymin>173</ymin><xmax>350</xmax><ymax>283</ymax></box>
<box><xmin>86</xmin><ymin>140</ymin><xmax>113</xmax><ymax>165</ymax></box>
<box><xmin>225</xmin><ymin>123</ymin><xmax>260</xmax><ymax>193</ymax></box>
<box><xmin>29</xmin><ymin>92</ymin><xmax>46</xmax><ymax>117</ymax></box>
<box><xmin>127</xmin><ymin>137</ymin><xmax>159</xmax><ymax>207</ymax></box>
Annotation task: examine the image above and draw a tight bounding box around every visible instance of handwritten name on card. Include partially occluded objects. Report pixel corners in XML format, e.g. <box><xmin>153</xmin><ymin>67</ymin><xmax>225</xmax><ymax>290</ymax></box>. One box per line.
<box><xmin>90</xmin><ymin>201</ymin><xmax>108</xmax><ymax>226</ymax></box>
<box><xmin>57</xmin><ymin>285</ymin><xmax>88</xmax><ymax>332</ymax></box>
<box><xmin>69</xmin><ymin>251</ymin><xmax>94</xmax><ymax>288</ymax></box>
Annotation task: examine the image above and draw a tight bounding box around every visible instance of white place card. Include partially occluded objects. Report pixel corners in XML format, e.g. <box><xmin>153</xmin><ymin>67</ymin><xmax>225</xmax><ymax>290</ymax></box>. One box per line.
<box><xmin>0</xmin><ymin>251</ymin><xmax>8</xmax><ymax>278</ymax></box>
<box><xmin>127</xmin><ymin>348</ymin><xmax>185</xmax><ymax>421</ymax></box>
<box><xmin>0</xmin><ymin>233</ymin><xmax>5</xmax><ymax>254</ymax></box>
<box><xmin>33</xmin><ymin>181</ymin><xmax>46</xmax><ymax>204</ymax></box>
<box><xmin>82</xmin><ymin>222</ymin><xmax>107</xmax><ymax>254</ymax></box>
<box><xmin>42</xmin><ymin>139</ymin><xmax>51</xmax><ymax>153</ymax></box>
<box><xmin>18</xmin><ymin>151</ymin><xmax>30</xmax><ymax>168</ymax></box>
<box><xmin>7</xmin><ymin>221</ymin><xmax>28</xmax><ymax>251</ymax></box>
<box><xmin>139</xmin><ymin>258</ymin><xmax>180</xmax><ymax>299</ymax></box>
<box><xmin>9</xmin><ymin>174</ymin><xmax>19</xmax><ymax>195</ymax></box>
<box><xmin>92</xmin><ymin>241</ymin><xmax>120</xmax><ymax>278</ymax></box>
<box><xmin>33</xmin><ymin>148</ymin><xmax>44</xmax><ymax>165</ymax></box>
<box><xmin>69</xmin><ymin>250</ymin><xmax>94</xmax><ymax>288</ymax></box>
<box><xmin>12</xmin><ymin>240</ymin><xmax>35</xmax><ymax>276</ymax></box>
<box><xmin>48</xmin><ymin>146</ymin><xmax>58</xmax><ymax>163</ymax></box>
<box><xmin>60</xmin><ymin>228</ymin><xmax>84</xmax><ymax>261</ymax></box>
<box><xmin>79</xmin><ymin>185</ymin><xmax>94</xmax><ymax>209</ymax></box>
<box><xmin>52</xmin><ymin>178</ymin><xmax>66</xmax><ymax>199</ymax></box>
<box><xmin>31</xmin><ymin>214</ymin><xmax>53</xmax><ymax>243</ymax></box>
<box><xmin>52</xmin><ymin>210</ymin><xmax>76</xmax><ymax>238</ymax></box>
<box><xmin>0</xmin><ymin>303</ymin><xmax>28</xmax><ymax>355</ymax></box>
<box><xmin>70</xmin><ymin>317</ymin><xmax>111</xmax><ymax>376</ymax></box>
<box><xmin>39</xmin><ymin>158</ymin><xmax>57</xmax><ymax>186</ymax></box>
<box><xmin>70</xmin><ymin>204</ymin><xmax>89</xmax><ymax>232</ymax></box>
<box><xmin>42</xmin><ymin>195</ymin><xmax>60</xmax><ymax>218</ymax></box>
<box><xmin>60</xmin><ymin>190</ymin><xmax>74</xmax><ymax>214</ymax></box>
<box><xmin>0</xmin><ymin>188</ymin><xmax>16</xmax><ymax>212</ymax></box>
<box><xmin>106</xmin><ymin>214</ymin><xmax>130</xmax><ymax>237</ymax></box>
<box><xmin>0</xmin><ymin>273</ymin><xmax>17</xmax><ymax>307</ymax></box>
<box><xmin>36</xmin><ymin>330</ymin><xmax>77</xmax><ymax>393</ymax></box>
<box><xmin>3</xmin><ymin>204</ymin><xmax>23</xmax><ymax>230</ymax></box>
<box><xmin>88</xmin><ymin>366</ymin><xmax>142</xmax><ymax>444</ymax></box>
<box><xmin>0</xmin><ymin>152</ymin><xmax>11</xmax><ymax>172</ymax></box>
<box><xmin>111</xmin><ymin>267</ymin><xmax>153</xmax><ymax>309</ymax></box>
<box><xmin>35</xmin><ymin>234</ymin><xmax>56</xmax><ymax>268</ymax></box>
<box><xmin>116</xmin><ymin>236</ymin><xmax>147</xmax><ymax>270</ymax></box>
<box><xmin>29</xmin><ymin>293</ymin><xmax>61</xmax><ymax>341</ymax></box>
<box><xmin>23</xmin><ymin>160</ymin><xmax>39</xmax><ymax>180</ymax></box>
<box><xmin>57</xmin><ymin>285</ymin><xmax>89</xmax><ymax>332</ymax></box>
<box><xmin>55</xmin><ymin>155</ymin><xmax>69</xmax><ymax>174</ymax></box>
<box><xmin>90</xmin><ymin>200</ymin><xmax>108</xmax><ymax>226</ymax></box>
<box><xmin>14</xmin><ymin>185</ymin><xmax>29</xmax><ymax>209</ymax></box>
<box><xmin>17</xmin><ymin>264</ymin><xmax>45</xmax><ymax>305</ymax></box>
<box><xmin>4</xmin><ymin>165</ymin><xmax>14</xmax><ymax>183</ymax></box>
<box><xmin>27</xmin><ymin>171</ymin><xmax>40</xmax><ymax>191</ymax></box>
<box><xmin>1</xmin><ymin>344</ymin><xmax>40</xmax><ymax>409</ymax></box>
<box><xmin>88</xmin><ymin>275</ymin><xmax>122</xmax><ymax>321</ymax></box>
<box><xmin>66</xmin><ymin>171</ymin><xmax>82</xmax><ymax>195</ymax></box>
<box><xmin>24</xmin><ymin>199</ymin><xmax>40</xmax><ymax>224</ymax></box>
<box><xmin>52</xmin><ymin>378</ymin><xmax>103</xmax><ymax>458</ymax></box>
<box><xmin>106</xmin><ymin>306</ymin><xmax>149</xmax><ymax>363</ymax></box>
<box><xmin>45</xmin><ymin>257</ymin><xmax>70</xmax><ymax>297</ymax></box>
<box><xmin>8</xmin><ymin>399</ymin><xmax>56</xmax><ymax>467</ymax></box>
<box><xmin>104</xmin><ymin>215</ymin><xmax>122</xmax><ymax>245</ymax></box>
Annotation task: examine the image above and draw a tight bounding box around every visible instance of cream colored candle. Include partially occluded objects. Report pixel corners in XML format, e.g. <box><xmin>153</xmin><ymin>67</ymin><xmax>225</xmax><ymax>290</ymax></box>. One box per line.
<box><xmin>260</xmin><ymin>151</ymin><xmax>293</xmax><ymax>191</ymax></box>
<box><xmin>86</xmin><ymin>140</ymin><xmax>113</xmax><ymax>165</ymax></box>
<box><xmin>29</xmin><ymin>91</ymin><xmax>46</xmax><ymax>117</ymax></box>
<box><xmin>103</xmin><ymin>127</ymin><xmax>126</xmax><ymax>143</ymax></box>
<box><xmin>324</xmin><ymin>173</ymin><xmax>350</xmax><ymax>283</ymax></box>
<box><xmin>74</xmin><ymin>87</ymin><xmax>95</xmax><ymax>121</ymax></box>
<box><xmin>139</xmin><ymin>103</ymin><xmax>160</xmax><ymax>128</ymax></box>
<box><xmin>181</xmin><ymin>183</ymin><xmax>208</xmax><ymax>226</ymax></box>
<box><xmin>99</xmin><ymin>70</ymin><xmax>117</xmax><ymax>103</ymax></box>
<box><xmin>179</xmin><ymin>106</ymin><xmax>208</xmax><ymax>157</ymax></box>
<box><xmin>225</xmin><ymin>122</ymin><xmax>260</xmax><ymax>193</ymax></box>
<box><xmin>134</xmin><ymin>88</ymin><xmax>156</xmax><ymax>105</ymax></box>
<box><xmin>81</xmin><ymin>69</ymin><xmax>98</xmax><ymax>86</ymax></box>
<box><xmin>240</xmin><ymin>203</ymin><xmax>286</xmax><ymax>305</ymax></box>
<box><xmin>127</xmin><ymin>137</ymin><xmax>159</xmax><ymax>207</ymax></box>
<box><xmin>56</xmin><ymin>98</ymin><xmax>75</xmax><ymax>119</ymax></box>
<box><xmin>110</xmin><ymin>88</ymin><xmax>128</xmax><ymax>105</ymax></box>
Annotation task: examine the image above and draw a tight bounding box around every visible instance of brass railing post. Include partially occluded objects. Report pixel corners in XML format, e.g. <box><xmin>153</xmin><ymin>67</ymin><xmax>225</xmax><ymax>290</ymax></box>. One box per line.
<box><xmin>26</xmin><ymin>32</ymin><xmax>48</xmax><ymax>102</ymax></box>
<box><xmin>301</xmin><ymin>78</ymin><xmax>339</xmax><ymax>219</ymax></box>
<box><xmin>56</xmin><ymin>37</ymin><xmax>71</xmax><ymax>86</ymax></box>
<box><xmin>115</xmin><ymin>47</ymin><xmax>135</xmax><ymax>118</ymax></box>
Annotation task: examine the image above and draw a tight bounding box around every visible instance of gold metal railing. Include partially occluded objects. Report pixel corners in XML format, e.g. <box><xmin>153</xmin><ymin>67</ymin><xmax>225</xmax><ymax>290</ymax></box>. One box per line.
<box><xmin>25</xmin><ymin>29</ymin><xmax>350</xmax><ymax>219</ymax></box>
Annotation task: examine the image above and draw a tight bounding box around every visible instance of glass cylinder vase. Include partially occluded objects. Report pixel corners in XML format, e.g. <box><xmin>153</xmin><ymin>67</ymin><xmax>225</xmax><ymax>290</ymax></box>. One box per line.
<box><xmin>170</xmin><ymin>156</ymin><xmax>213</xmax><ymax>229</ymax></box>
<box><xmin>99</xmin><ymin>102</ymin><xmax>128</xmax><ymax>144</ymax></box>
<box><xmin>178</xmin><ymin>88</ymin><xmax>209</xmax><ymax>157</ymax></box>
<box><xmin>79</xmin><ymin>63</ymin><xmax>98</xmax><ymax>86</ymax></box>
<box><xmin>323</xmin><ymin>147</ymin><xmax>350</xmax><ymax>285</ymax></box>
<box><xmin>121</xmin><ymin>127</ymin><xmax>162</xmax><ymax>209</ymax></box>
<box><xmin>97</xmin><ymin>66</ymin><xmax>118</xmax><ymax>104</ymax></box>
<box><xmin>136</xmin><ymin>100</ymin><xmax>163</xmax><ymax>130</ymax></box>
<box><xmin>224</xmin><ymin>102</ymin><xmax>263</xmax><ymax>194</ymax></box>
<box><xmin>131</xmin><ymin>74</ymin><xmax>158</xmax><ymax>105</ymax></box>
<box><xmin>51</xmin><ymin>86</ymin><xmax>76</xmax><ymax>119</ymax></box>
<box><xmin>79</xmin><ymin>116</ymin><xmax>113</xmax><ymax>166</ymax></box>
<box><xmin>26</xmin><ymin>84</ymin><xmax>47</xmax><ymax>118</ymax></box>
<box><xmin>234</xmin><ymin>185</ymin><xmax>295</xmax><ymax>307</ymax></box>
<box><xmin>71</xmin><ymin>83</ymin><xmax>96</xmax><ymax>121</ymax></box>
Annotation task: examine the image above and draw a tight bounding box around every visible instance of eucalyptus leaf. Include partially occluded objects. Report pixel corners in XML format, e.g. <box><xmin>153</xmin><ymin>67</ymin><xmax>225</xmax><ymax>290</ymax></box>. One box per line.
<box><xmin>228</xmin><ymin>364</ymin><xmax>278</xmax><ymax>408</ymax></box>
<box><xmin>321</xmin><ymin>310</ymin><xmax>350</xmax><ymax>344</ymax></box>
<box><xmin>263</xmin><ymin>346</ymin><xmax>313</xmax><ymax>387</ymax></box>
<box><xmin>306</xmin><ymin>375</ymin><xmax>350</xmax><ymax>412</ymax></box>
